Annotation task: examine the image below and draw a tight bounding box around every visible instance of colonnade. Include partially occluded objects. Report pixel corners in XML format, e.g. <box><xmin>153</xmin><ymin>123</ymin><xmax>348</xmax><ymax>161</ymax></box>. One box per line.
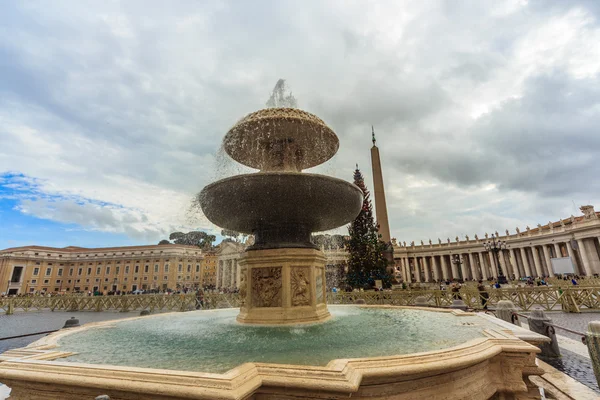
<box><xmin>217</xmin><ymin>259</ymin><xmax>239</xmax><ymax>289</ymax></box>
<box><xmin>395</xmin><ymin>237</ymin><xmax>600</xmax><ymax>282</ymax></box>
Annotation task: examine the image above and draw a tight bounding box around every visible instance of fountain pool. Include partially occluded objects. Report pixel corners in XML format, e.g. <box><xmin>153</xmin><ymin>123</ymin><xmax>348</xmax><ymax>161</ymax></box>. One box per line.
<box><xmin>56</xmin><ymin>306</ymin><xmax>498</xmax><ymax>373</ymax></box>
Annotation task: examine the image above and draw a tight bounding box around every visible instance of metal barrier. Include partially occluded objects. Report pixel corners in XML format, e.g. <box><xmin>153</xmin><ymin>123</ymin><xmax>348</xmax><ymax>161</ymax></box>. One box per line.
<box><xmin>2</xmin><ymin>286</ymin><xmax>600</xmax><ymax>314</ymax></box>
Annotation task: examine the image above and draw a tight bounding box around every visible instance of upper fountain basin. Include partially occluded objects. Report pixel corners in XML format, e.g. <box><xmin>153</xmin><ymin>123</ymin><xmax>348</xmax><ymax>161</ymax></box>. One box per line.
<box><xmin>199</xmin><ymin>172</ymin><xmax>362</xmax><ymax>245</ymax></box>
<box><xmin>223</xmin><ymin>108</ymin><xmax>339</xmax><ymax>172</ymax></box>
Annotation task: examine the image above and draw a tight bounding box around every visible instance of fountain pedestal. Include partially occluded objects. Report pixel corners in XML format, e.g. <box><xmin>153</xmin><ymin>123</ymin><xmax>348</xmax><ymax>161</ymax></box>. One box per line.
<box><xmin>236</xmin><ymin>248</ymin><xmax>331</xmax><ymax>325</ymax></box>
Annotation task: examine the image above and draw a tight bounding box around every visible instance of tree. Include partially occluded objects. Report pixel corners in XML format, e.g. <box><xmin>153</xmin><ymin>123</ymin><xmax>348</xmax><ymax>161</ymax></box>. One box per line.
<box><xmin>221</xmin><ymin>229</ymin><xmax>240</xmax><ymax>242</ymax></box>
<box><xmin>167</xmin><ymin>231</ymin><xmax>216</xmax><ymax>250</ymax></box>
<box><xmin>158</xmin><ymin>239</ymin><xmax>171</xmax><ymax>245</ymax></box>
<box><xmin>345</xmin><ymin>167</ymin><xmax>390</xmax><ymax>289</ymax></box>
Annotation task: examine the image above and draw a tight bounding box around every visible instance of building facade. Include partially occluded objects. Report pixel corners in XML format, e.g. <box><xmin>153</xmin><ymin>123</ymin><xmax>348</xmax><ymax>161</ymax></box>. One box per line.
<box><xmin>393</xmin><ymin>205</ymin><xmax>600</xmax><ymax>282</ymax></box>
<box><xmin>0</xmin><ymin>244</ymin><xmax>208</xmax><ymax>295</ymax></box>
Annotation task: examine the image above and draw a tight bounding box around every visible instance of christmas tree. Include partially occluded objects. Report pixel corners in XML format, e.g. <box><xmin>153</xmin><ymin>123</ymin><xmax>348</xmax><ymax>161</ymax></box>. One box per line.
<box><xmin>345</xmin><ymin>166</ymin><xmax>390</xmax><ymax>289</ymax></box>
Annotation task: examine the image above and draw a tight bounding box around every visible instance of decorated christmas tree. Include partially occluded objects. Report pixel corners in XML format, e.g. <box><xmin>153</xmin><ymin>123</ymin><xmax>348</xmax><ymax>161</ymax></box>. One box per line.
<box><xmin>345</xmin><ymin>167</ymin><xmax>390</xmax><ymax>289</ymax></box>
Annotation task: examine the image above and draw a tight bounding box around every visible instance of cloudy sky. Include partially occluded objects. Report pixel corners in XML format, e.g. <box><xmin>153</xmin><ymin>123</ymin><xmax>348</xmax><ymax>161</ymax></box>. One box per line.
<box><xmin>1</xmin><ymin>0</ymin><xmax>600</xmax><ymax>249</ymax></box>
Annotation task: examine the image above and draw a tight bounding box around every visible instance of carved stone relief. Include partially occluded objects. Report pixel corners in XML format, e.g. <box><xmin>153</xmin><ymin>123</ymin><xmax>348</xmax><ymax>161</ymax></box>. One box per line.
<box><xmin>239</xmin><ymin>267</ymin><xmax>247</xmax><ymax>306</ymax></box>
<box><xmin>315</xmin><ymin>269</ymin><xmax>324</xmax><ymax>304</ymax></box>
<box><xmin>251</xmin><ymin>267</ymin><xmax>282</xmax><ymax>307</ymax></box>
<box><xmin>291</xmin><ymin>267</ymin><xmax>311</xmax><ymax>307</ymax></box>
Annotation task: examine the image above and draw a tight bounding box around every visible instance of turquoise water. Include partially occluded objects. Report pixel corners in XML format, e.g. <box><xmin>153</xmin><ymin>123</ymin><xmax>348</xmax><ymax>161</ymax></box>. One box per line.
<box><xmin>58</xmin><ymin>306</ymin><xmax>494</xmax><ymax>373</ymax></box>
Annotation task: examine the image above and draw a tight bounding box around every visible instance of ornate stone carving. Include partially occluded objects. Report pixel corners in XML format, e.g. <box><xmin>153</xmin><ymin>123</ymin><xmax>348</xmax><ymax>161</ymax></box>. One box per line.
<box><xmin>484</xmin><ymin>233</ymin><xmax>489</xmax><ymax>239</ymax></box>
<box><xmin>581</xmin><ymin>205</ymin><xmax>598</xmax><ymax>220</ymax></box>
<box><xmin>505</xmin><ymin>229</ymin><xmax>509</xmax><ymax>236</ymax></box>
<box><xmin>238</xmin><ymin>267</ymin><xmax>247</xmax><ymax>306</ymax></box>
<box><xmin>474</xmin><ymin>234</ymin><xmax>478</xmax><ymax>240</ymax></box>
<box><xmin>429</xmin><ymin>238</ymin><xmax>432</xmax><ymax>245</ymax></box>
<box><xmin>391</xmin><ymin>238</ymin><xmax>397</xmax><ymax>246</ymax></box>
<box><xmin>420</xmin><ymin>240</ymin><xmax>424</xmax><ymax>246</ymax></box>
<box><xmin>251</xmin><ymin>267</ymin><xmax>282</xmax><ymax>307</ymax></box>
<box><xmin>403</xmin><ymin>241</ymin><xmax>406</xmax><ymax>247</ymax></box>
<box><xmin>465</xmin><ymin>235</ymin><xmax>469</xmax><ymax>241</ymax></box>
<box><xmin>291</xmin><ymin>267</ymin><xmax>311</xmax><ymax>307</ymax></box>
<box><xmin>438</xmin><ymin>238</ymin><xmax>442</xmax><ymax>244</ymax></box>
<box><xmin>560</xmin><ymin>219</ymin><xmax>565</xmax><ymax>227</ymax></box>
<box><xmin>315</xmin><ymin>270</ymin><xmax>324</xmax><ymax>303</ymax></box>
<box><xmin>455</xmin><ymin>236</ymin><xmax>459</xmax><ymax>242</ymax></box>
<box><xmin>516</xmin><ymin>227</ymin><xmax>520</xmax><ymax>234</ymax></box>
<box><xmin>447</xmin><ymin>238</ymin><xmax>451</xmax><ymax>244</ymax></box>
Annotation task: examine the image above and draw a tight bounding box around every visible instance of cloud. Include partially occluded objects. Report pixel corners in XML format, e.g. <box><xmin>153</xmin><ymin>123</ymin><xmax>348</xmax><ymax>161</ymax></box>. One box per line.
<box><xmin>1</xmin><ymin>0</ymin><xmax>600</xmax><ymax>246</ymax></box>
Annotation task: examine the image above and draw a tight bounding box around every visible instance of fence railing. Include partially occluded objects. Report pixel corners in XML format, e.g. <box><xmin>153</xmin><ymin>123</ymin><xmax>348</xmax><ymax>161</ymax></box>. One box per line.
<box><xmin>1</xmin><ymin>286</ymin><xmax>599</xmax><ymax>314</ymax></box>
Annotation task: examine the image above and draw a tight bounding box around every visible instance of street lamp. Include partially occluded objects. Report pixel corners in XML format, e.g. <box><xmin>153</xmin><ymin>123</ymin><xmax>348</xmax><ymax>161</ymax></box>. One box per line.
<box><xmin>451</xmin><ymin>255</ymin><xmax>464</xmax><ymax>282</ymax></box>
<box><xmin>483</xmin><ymin>233</ymin><xmax>508</xmax><ymax>284</ymax></box>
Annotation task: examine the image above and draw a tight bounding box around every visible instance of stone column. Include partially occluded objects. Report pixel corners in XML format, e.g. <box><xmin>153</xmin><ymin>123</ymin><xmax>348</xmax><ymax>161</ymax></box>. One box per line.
<box><xmin>432</xmin><ymin>256</ymin><xmax>440</xmax><ymax>282</ymax></box>
<box><xmin>460</xmin><ymin>255</ymin><xmax>469</xmax><ymax>281</ymax></box>
<box><xmin>479</xmin><ymin>253</ymin><xmax>489</xmax><ymax>280</ymax></box>
<box><xmin>553</xmin><ymin>243</ymin><xmax>562</xmax><ymax>259</ymax></box>
<box><xmin>532</xmin><ymin>246</ymin><xmax>544</xmax><ymax>278</ymax></box>
<box><xmin>566</xmin><ymin>242</ymin><xmax>581</xmax><ymax>275</ymax></box>
<box><xmin>520</xmin><ymin>248</ymin><xmax>533</xmax><ymax>277</ymax></box>
<box><xmin>413</xmin><ymin>257</ymin><xmax>421</xmax><ymax>282</ymax></box>
<box><xmin>508</xmin><ymin>248</ymin><xmax>520</xmax><ymax>278</ymax></box>
<box><xmin>497</xmin><ymin>251</ymin><xmax>507</xmax><ymax>279</ymax></box>
<box><xmin>542</xmin><ymin>245</ymin><xmax>555</xmax><ymax>277</ymax></box>
<box><xmin>450</xmin><ymin>256</ymin><xmax>459</xmax><ymax>281</ymax></box>
<box><xmin>404</xmin><ymin>258</ymin><xmax>411</xmax><ymax>282</ymax></box>
<box><xmin>423</xmin><ymin>257</ymin><xmax>431</xmax><ymax>282</ymax></box>
<box><xmin>577</xmin><ymin>239</ymin><xmax>593</xmax><ymax>276</ymax></box>
<box><xmin>468</xmin><ymin>253</ymin><xmax>477</xmax><ymax>280</ymax></box>
<box><xmin>440</xmin><ymin>255</ymin><xmax>449</xmax><ymax>280</ymax></box>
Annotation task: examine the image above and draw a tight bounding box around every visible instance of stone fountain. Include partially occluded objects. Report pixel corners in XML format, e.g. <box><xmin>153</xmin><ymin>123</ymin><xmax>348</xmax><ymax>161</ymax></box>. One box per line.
<box><xmin>200</xmin><ymin>107</ymin><xmax>363</xmax><ymax>324</ymax></box>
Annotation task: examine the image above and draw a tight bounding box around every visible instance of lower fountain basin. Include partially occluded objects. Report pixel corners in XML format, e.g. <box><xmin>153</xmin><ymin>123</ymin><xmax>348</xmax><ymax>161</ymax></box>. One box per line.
<box><xmin>199</xmin><ymin>173</ymin><xmax>363</xmax><ymax>249</ymax></box>
<box><xmin>0</xmin><ymin>306</ymin><xmax>547</xmax><ymax>400</ymax></box>
<box><xmin>55</xmin><ymin>306</ymin><xmax>494</xmax><ymax>372</ymax></box>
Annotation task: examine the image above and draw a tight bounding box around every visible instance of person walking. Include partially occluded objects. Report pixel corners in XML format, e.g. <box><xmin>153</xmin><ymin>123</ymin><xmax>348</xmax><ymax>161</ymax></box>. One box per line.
<box><xmin>477</xmin><ymin>280</ymin><xmax>489</xmax><ymax>310</ymax></box>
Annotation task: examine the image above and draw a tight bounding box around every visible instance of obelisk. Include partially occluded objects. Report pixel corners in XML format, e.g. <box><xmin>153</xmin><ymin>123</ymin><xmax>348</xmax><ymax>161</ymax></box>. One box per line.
<box><xmin>370</xmin><ymin>126</ymin><xmax>394</xmax><ymax>269</ymax></box>
<box><xmin>370</xmin><ymin>126</ymin><xmax>391</xmax><ymax>243</ymax></box>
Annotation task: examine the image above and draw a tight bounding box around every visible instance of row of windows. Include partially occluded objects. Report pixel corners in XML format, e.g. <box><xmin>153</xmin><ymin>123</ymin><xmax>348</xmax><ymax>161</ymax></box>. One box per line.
<box><xmin>30</xmin><ymin>264</ymin><xmax>205</xmax><ymax>276</ymax></box>
<box><xmin>27</xmin><ymin>275</ymin><xmax>204</xmax><ymax>285</ymax></box>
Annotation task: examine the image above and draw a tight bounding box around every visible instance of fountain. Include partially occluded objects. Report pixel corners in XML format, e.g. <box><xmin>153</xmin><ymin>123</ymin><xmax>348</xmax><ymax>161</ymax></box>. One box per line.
<box><xmin>199</xmin><ymin>107</ymin><xmax>362</xmax><ymax>324</ymax></box>
<box><xmin>0</xmin><ymin>97</ymin><xmax>550</xmax><ymax>400</ymax></box>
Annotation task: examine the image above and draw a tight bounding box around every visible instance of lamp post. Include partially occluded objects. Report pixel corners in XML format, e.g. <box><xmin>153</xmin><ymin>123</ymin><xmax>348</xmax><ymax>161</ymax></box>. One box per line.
<box><xmin>6</xmin><ymin>279</ymin><xmax>10</xmax><ymax>295</ymax></box>
<box><xmin>483</xmin><ymin>233</ymin><xmax>508</xmax><ymax>284</ymax></box>
<box><xmin>451</xmin><ymin>255</ymin><xmax>464</xmax><ymax>282</ymax></box>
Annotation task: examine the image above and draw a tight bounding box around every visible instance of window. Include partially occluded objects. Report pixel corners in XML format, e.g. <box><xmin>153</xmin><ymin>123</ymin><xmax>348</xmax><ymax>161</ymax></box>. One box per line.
<box><xmin>187</xmin><ymin>265</ymin><xmax>191</xmax><ymax>273</ymax></box>
<box><xmin>144</xmin><ymin>265</ymin><xmax>149</xmax><ymax>273</ymax></box>
<box><xmin>44</xmin><ymin>280</ymin><xmax>49</xmax><ymax>284</ymax></box>
<box><xmin>33</xmin><ymin>267</ymin><xmax>39</xmax><ymax>276</ymax></box>
<box><xmin>56</xmin><ymin>280</ymin><xmax>61</xmax><ymax>283</ymax></box>
<box><xmin>163</xmin><ymin>276</ymin><xmax>167</xmax><ymax>280</ymax></box>
<box><xmin>31</xmin><ymin>279</ymin><xmax>37</xmax><ymax>284</ymax></box>
<box><xmin>96</xmin><ymin>267</ymin><xmax>101</xmax><ymax>275</ymax></box>
<box><xmin>106</xmin><ymin>267</ymin><xmax>110</xmax><ymax>275</ymax></box>
<box><xmin>45</xmin><ymin>268</ymin><xmax>52</xmax><ymax>276</ymax></box>
<box><xmin>57</xmin><ymin>268</ymin><xmax>63</xmax><ymax>276</ymax></box>
<box><xmin>116</xmin><ymin>266</ymin><xmax>120</xmax><ymax>274</ymax></box>
<box><xmin>78</xmin><ymin>268</ymin><xmax>82</xmax><ymax>275</ymax></box>
<box><xmin>153</xmin><ymin>276</ymin><xmax>157</xmax><ymax>281</ymax></box>
<box><xmin>125</xmin><ymin>266</ymin><xmax>130</xmax><ymax>274</ymax></box>
<box><xmin>143</xmin><ymin>277</ymin><xmax>148</xmax><ymax>281</ymax></box>
<box><xmin>178</xmin><ymin>264</ymin><xmax>182</xmax><ymax>272</ymax></box>
<box><xmin>135</xmin><ymin>265</ymin><xmax>139</xmax><ymax>274</ymax></box>
<box><xmin>165</xmin><ymin>265</ymin><xmax>169</xmax><ymax>273</ymax></box>
<box><xmin>124</xmin><ymin>277</ymin><xmax>128</xmax><ymax>281</ymax></box>
<box><xmin>69</xmin><ymin>268</ymin><xmax>73</xmax><ymax>276</ymax></box>
<box><xmin>87</xmin><ymin>268</ymin><xmax>92</xmax><ymax>275</ymax></box>
<box><xmin>196</xmin><ymin>265</ymin><xmax>200</xmax><ymax>272</ymax></box>
<box><xmin>154</xmin><ymin>264</ymin><xmax>159</xmax><ymax>273</ymax></box>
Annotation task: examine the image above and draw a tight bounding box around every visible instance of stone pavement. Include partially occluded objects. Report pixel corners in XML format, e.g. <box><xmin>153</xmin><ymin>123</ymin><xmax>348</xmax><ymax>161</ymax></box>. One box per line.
<box><xmin>520</xmin><ymin>312</ymin><xmax>600</xmax><ymax>395</ymax></box>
